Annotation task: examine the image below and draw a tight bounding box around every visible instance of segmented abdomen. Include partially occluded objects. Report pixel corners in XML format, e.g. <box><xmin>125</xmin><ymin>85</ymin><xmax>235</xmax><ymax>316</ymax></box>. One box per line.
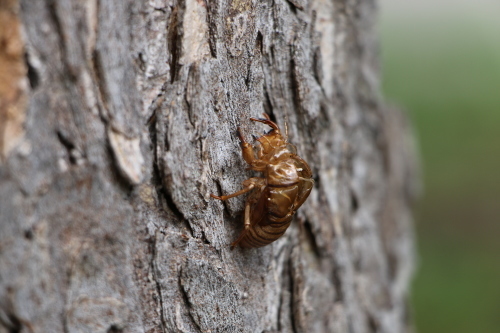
<box><xmin>238</xmin><ymin>216</ymin><xmax>293</xmax><ymax>248</ymax></box>
<box><xmin>238</xmin><ymin>184</ymin><xmax>298</xmax><ymax>248</ymax></box>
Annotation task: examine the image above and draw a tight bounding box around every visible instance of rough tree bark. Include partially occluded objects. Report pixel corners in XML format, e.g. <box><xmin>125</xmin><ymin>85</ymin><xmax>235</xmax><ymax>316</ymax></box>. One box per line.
<box><xmin>0</xmin><ymin>0</ymin><xmax>418</xmax><ymax>332</ymax></box>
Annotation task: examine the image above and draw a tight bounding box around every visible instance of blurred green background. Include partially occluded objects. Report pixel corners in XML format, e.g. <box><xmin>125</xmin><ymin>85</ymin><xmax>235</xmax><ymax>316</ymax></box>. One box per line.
<box><xmin>380</xmin><ymin>0</ymin><xmax>500</xmax><ymax>332</ymax></box>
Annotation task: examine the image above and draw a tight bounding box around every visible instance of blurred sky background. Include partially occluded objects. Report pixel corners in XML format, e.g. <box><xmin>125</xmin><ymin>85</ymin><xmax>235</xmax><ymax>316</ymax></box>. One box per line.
<box><xmin>379</xmin><ymin>0</ymin><xmax>500</xmax><ymax>332</ymax></box>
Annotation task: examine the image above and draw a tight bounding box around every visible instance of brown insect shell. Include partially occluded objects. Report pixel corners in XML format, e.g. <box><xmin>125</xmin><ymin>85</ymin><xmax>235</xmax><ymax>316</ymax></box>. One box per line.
<box><xmin>265</xmin><ymin>161</ymin><xmax>301</xmax><ymax>218</ymax></box>
<box><xmin>251</xmin><ymin>127</ymin><xmax>300</xmax><ymax>183</ymax></box>
<box><xmin>254</xmin><ymin>129</ymin><xmax>286</xmax><ymax>153</ymax></box>
<box><xmin>219</xmin><ymin>118</ymin><xmax>314</xmax><ymax>248</ymax></box>
<box><xmin>264</xmin><ymin>151</ymin><xmax>299</xmax><ymax>185</ymax></box>
<box><xmin>255</xmin><ymin>142</ymin><xmax>302</xmax><ymax>219</ymax></box>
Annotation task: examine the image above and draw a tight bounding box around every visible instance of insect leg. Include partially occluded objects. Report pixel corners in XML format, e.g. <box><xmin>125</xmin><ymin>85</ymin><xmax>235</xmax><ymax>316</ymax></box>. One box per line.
<box><xmin>229</xmin><ymin>201</ymin><xmax>254</xmax><ymax>249</ymax></box>
<box><xmin>249</xmin><ymin>116</ymin><xmax>280</xmax><ymax>132</ymax></box>
<box><xmin>244</xmin><ymin>200</ymin><xmax>252</xmax><ymax>230</ymax></box>
<box><xmin>237</xmin><ymin>127</ymin><xmax>258</xmax><ymax>166</ymax></box>
<box><xmin>210</xmin><ymin>184</ymin><xmax>255</xmax><ymax>201</ymax></box>
<box><xmin>210</xmin><ymin>177</ymin><xmax>265</xmax><ymax>201</ymax></box>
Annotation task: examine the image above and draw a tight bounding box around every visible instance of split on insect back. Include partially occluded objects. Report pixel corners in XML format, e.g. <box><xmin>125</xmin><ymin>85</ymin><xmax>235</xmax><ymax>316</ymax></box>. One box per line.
<box><xmin>211</xmin><ymin>114</ymin><xmax>314</xmax><ymax>249</ymax></box>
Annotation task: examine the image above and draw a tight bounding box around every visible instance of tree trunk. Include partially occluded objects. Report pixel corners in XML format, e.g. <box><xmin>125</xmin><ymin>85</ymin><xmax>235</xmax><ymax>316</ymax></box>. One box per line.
<box><xmin>0</xmin><ymin>0</ymin><xmax>418</xmax><ymax>332</ymax></box>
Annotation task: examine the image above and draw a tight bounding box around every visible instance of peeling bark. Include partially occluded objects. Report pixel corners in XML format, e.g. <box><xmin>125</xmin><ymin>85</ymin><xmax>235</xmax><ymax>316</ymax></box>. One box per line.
<box><xmin>0</xmin><ymin>0</ymin><xmax>418</xmax><ymax>332</ymax></box>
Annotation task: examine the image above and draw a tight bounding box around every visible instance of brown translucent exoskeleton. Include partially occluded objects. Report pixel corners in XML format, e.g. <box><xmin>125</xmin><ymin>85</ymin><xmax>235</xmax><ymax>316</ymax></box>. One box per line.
<box><xmin>211</xmin><ymin>114</ymin><xmax>314</xmax><ymax>248</ymax></box>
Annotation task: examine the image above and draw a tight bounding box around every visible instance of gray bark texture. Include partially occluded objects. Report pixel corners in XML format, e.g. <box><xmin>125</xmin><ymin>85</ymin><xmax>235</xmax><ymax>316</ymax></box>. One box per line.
<box><xmin>0</xmin><ymin>0</ymin><xmax>419</xmax><ymax>332</ymax></box>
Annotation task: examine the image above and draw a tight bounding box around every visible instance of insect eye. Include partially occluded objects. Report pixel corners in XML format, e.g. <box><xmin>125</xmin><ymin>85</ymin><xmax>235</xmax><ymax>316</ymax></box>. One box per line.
<box><xmin>285</xmin><ymin>143</ymin><xmax>297</xmax><ymax>154</ymax></box>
